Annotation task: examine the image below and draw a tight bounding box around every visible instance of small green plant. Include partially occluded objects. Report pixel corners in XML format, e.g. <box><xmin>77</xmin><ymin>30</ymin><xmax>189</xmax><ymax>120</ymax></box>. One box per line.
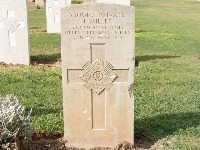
<box><xmin>36</xmin><ymin>5</ymin><xmax>40</xmax><ymax>9</ymax></box>
<box><xmin>0</xmin><ymin>95</ymin><xmax>32</xmax><ymax>149</ymax></box>
<box><xmin>72</xmin><ymin>0</ymin><xmax>83</xmax><ymax>4</ymax></box>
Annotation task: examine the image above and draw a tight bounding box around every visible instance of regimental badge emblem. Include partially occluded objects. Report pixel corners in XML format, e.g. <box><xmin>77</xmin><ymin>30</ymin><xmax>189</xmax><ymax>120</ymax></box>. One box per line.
<box><xmin>80</xmin><ymin>58</ymin><xmax>118</xmax><ymax>95</ymax></box>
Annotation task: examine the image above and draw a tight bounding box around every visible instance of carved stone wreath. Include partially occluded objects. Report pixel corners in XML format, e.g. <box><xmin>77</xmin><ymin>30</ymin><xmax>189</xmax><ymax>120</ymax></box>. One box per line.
<box><xmin>80</xmin><ymin>58</ymin><xmax>118</xmax><ymax>95</ymax></box>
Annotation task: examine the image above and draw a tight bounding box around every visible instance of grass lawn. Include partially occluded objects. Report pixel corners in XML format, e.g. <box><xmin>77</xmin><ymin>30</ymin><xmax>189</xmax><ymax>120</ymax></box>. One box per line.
<box><xmin>133</xmin><ymin>0</ymin><xmax>200</xmax><ymax>149</ymax></box>
<box><xmin>0</xmin><ymin>0</ymin><xmax>200</xmax><ymax>149</ymax></box>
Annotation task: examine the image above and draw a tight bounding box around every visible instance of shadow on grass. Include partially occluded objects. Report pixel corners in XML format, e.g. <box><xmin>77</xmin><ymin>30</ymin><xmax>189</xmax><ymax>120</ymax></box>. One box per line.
<box><xmin>30</xmin><ymin>54</ymin><xmax>177</xmax><ymax>67</ymax></box>
<box><xmin>26</xmin><ymin>106</ymin><xmax>62</xmax><ymax>117</ymax></box>
<box><xmin>31</xmin><ymin>53</ymin><xmax>61</xmax><ymax>61</ymax></box>
<box><xmin>29</xmin><ymin>107</ymin><xmax>61</xmax><ymax>117</ymax></box>
<box><xmin>134</xmin><ymin>112</ymin><xmax>200</xmax><ymax>149</ymax></box>
<box><xmin>136</xmin><ymin>55</ymin><xmax>180</xmax><ymax>62</ymax></box>
<box><xmin>30</xmin><ymin>53</ymin><xmax>61</xmax><ymax>65</ymax></box>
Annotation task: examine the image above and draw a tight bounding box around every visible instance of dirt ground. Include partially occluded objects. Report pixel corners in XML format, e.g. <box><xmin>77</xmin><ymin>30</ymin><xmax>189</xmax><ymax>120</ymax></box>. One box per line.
<box><xmin>26</xmin><ymin>130</ymin><xmax>162</xmax><ymax>150</ymax></box>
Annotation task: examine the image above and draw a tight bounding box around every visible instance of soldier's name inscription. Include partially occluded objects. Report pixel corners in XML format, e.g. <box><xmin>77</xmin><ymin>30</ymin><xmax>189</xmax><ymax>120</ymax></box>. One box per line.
<box><xmin>64</xmin><ymin>11</ymin><xmax>132</xmax><ymax>40</ymax></box>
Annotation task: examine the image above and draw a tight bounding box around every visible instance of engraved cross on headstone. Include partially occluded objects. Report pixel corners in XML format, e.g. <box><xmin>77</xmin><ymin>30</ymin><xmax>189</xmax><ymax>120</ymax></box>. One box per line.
<box><xmin>48</xmin><ymin>0</ymin><xmax>60</xmax><ymax>23</ymax></box>
<box><xmin>67</xmin><ymin>43</ymin><xmax>129</xmax><ymax>130</ymax></box>
<box><xmin>0</xmin><ymin>10</ymin><xmax>24</xmax><ymax>46</ymax></box>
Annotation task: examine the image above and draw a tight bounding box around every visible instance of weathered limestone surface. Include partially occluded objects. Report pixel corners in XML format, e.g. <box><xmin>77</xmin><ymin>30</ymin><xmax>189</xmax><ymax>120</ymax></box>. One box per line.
<box><xmin>46</xmin><ymin>0</ymin><xmax>71</xmax><ymax>33</ymax></box>
<box><xmin>35</xmin><ymin>0</ymin><xmax>45</xmax><ymax>6</ymax></box>
<box><xmin>0</xmin><ymin>0</ymin><xmax>30</xmax><ymax>65</ymax></box>
<box><xmin>84</xmin><ymin>0</ymin><xmax>130</xmax><ymax>5</ymax></box>
<box><xmin>61</xmin><ymin>3</ymin><xmax>135</xmax><ymax>149</ymax></box>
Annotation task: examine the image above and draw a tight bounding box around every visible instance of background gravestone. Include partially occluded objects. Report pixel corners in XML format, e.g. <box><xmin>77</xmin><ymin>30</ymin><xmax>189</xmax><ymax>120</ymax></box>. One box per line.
<box><xmin>46</xmin><ymin>0</ymin><xmax>71</xmax><ymax>33</ymax></box>
<box><xmin>61</xmin><ymin>3</ymin><xmax>135</xmax><ymax>148</ymax></box>
<box><xmin>0</xmin><ymin>0</ymin><xmax>30</xmax><ymax>65</ymax></box>
<box><xmin>84</xmin><ymin>0</ymin><xmax>130</xmax><ymax>5</ymax></box>
<box><xmin>35</xmin><ymin>0</ymin><xmax>45</xmax><ymax>6</ymax></box>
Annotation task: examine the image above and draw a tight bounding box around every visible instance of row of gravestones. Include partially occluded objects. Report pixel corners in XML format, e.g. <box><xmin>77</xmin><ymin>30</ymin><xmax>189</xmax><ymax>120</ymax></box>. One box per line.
<box><xmin>0</xmin><ymin>0</ymin><xmax>131</xmax><ymax>65</ymax></box>
<box><xmin>0</xmin><ymin>0</ymin><xmax>135</xmax><ymax>149</ymax></box>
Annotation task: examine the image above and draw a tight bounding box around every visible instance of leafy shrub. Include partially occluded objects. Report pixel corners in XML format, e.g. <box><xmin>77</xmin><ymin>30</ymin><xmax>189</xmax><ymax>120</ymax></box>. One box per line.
<box><xmin>0</xmin><ymin>95</ymin><xmax>32</xmax><ymax>149</ymax></box>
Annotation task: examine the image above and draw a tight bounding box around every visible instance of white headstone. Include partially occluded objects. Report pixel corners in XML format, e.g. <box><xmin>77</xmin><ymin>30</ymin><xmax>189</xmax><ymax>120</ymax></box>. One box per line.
<box><xmin>61</xmin><ymin>3</ymin><xmax>135</xmax><ymax>149</ymax></box>
<box><xmin>46</xmin><ymin>0</ymin><xmax>71</xmax><ymax>33</ymax></box>
<box><xmin>0</xmin><ymin>0</ymin><xmax>30</xmax><ymax>65</ymax></box>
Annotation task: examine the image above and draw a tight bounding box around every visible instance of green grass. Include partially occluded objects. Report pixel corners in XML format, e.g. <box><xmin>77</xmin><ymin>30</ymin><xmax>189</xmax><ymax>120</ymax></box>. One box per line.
<box><xmin>28</xmin><ymin>3</ymin><xmax>61</xmax><ymax>59</ymax></box>
<box><xmin>133</xmin><ymin>0</ymin><xmax>200</xmax><ymax>149</ymax></box>
<box><xmin>30</xmin><ymin>34</ymin><xmax>61</xmax><ymax>57</ymax></box>
<box><xmin>0</xmin><ymin>66</ymin><xmax>63</xmax><ymax>131</ymax></box>
<box><xmin>29</xmin><ymin>9</ymin><xmax>46</xmax><ymax>32</ymax></box>
<box><xmin>0</xmin><ymin>0</ymin><xmax>200</xmax><ymax>149</ymax></box>
<box><xmin>134</xmin><ymin>0</ymin><xmax>200</xmax><ymax>55</ymax></box>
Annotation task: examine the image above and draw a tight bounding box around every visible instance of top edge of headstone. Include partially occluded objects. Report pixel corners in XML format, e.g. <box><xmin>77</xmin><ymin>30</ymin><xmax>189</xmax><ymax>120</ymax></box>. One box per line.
<box><xmin>0</xmin><ymin>0</ymin><xmax>27</xmax><ymax>8</ymax></box>
<box><xmin>61</xmin><ymin>3</ymin><xmax>135</xmax><ymax>10</ymax></box>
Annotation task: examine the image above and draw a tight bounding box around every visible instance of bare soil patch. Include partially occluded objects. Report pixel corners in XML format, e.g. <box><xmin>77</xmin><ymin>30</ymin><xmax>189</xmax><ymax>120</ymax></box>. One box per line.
<box><xmin>25</xmin><ymin>130</ymin><xmax>162</xmax><ymax>150</ymax></box>
<box><xmin>0</xmin><ymin>60</ymin><xmax>61</xmax><ymax>68</ymax></box>
<box><xmin>31</xmin><ymin>60</ymin><xmax>62</xmax><ymax>67</ymax></box>
<box><xmin>29</xmin><ymin>29</ymin><xmax>47</xmax><ymax>34</ymax></box>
